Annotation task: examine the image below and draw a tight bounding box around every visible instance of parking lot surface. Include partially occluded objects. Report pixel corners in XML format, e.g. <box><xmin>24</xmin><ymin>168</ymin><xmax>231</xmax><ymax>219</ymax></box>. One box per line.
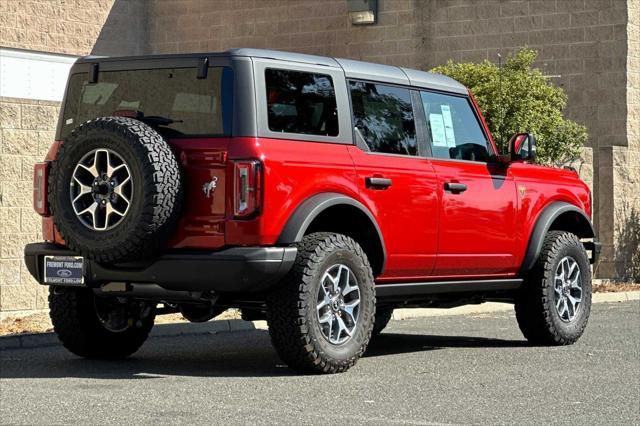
<box><xmin>1</xmin><ymin>301</ymin><xmax>638</xmax><ymax>425</ymax></box>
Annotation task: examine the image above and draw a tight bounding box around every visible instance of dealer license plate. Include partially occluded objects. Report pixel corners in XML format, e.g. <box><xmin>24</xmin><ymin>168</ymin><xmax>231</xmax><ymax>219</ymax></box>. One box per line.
<box><xmin>43</xmin><ymin>256</ymin><xmax>85</xmax><ymax>285</ymax></box>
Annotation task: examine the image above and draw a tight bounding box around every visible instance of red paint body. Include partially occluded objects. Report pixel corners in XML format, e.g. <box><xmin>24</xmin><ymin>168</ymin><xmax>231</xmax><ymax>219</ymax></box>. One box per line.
<box><xmin>40</xmin><ymin>100</ymin><xmax>591</xmax><ymax>283</ymax></box>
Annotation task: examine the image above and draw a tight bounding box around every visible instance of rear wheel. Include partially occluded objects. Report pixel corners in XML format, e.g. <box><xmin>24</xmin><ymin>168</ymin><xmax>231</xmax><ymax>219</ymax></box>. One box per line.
<box><xmin>515</xmin><ymin>231</ymin><xmax>592</xmax><ymax>345</ymax></box>
<box><xmin>49</xmin><ymin>286</ymin><xmax>155</xmax><ymax>359</ymax></box>
<box><xmin>266</xmin><ymin>233</ymin><xmax>375</xmax><ymax>374</ymax></box>
<box><xmin>372</xmin><ymin>306</ymin><xmax>394</xmax><ymax>336</ymax></box>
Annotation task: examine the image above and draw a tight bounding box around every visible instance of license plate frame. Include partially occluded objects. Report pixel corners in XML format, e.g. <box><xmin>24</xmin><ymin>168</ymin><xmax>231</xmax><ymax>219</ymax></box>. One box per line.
<box><xmin>43</xmin><ymin>255</ymin><xmax>85</xmax><ymax>286</ymax></box>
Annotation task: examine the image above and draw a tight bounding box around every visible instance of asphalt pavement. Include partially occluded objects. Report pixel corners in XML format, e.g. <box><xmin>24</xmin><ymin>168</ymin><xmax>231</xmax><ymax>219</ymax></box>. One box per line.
<box><xmin>1</xmin><ymin>301</ymin><xmax>638</xmax><ymax>425</ymax></box>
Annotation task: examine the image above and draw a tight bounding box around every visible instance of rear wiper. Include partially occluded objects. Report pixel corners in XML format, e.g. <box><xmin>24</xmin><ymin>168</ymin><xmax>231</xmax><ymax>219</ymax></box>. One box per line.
<box><xmin>138</xmin><ymin>115</ymin><xmax>183</xmax><ymax>126</ymax></box>
<box><xmin>113</xmin><ymin>110</ymin><xmax>182</xmax><ymax>126</ymax></box>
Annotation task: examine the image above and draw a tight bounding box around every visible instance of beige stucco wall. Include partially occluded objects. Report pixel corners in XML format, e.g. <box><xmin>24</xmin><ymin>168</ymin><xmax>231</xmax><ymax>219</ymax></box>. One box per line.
<box><xmin>0</xmin><ymin>0</ymin><xmax>146</xmax><ymax>316</ymax></box>
<box><xmin>610</xmin><ymin>0</ymin><xmax>639</xmax><ymax>280</ymax></box>
<box><xmin>0</xmin><ymin>0</ymin><xmax>147</xmax><ymax>56</ymax></box>
<box><xmin>593</xmin><ymin>0</ymin><xmax>640</xmax><ymax>279</ymax></box>
<box><xmin>0</xmin><ymin>97</ymin><xmax>60</xmax><ymax>314</ymax></box>
<box><xmin>147</xmin><ymin>0</ymin><xmax>421</xmax><ymax>64</ymax></box>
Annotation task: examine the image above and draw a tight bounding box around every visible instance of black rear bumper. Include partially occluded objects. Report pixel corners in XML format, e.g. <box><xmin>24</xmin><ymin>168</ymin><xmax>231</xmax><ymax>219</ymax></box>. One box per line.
<box><xmin>24</xmin><ymin>243</ymin><xmax>297</xmax><ymax>293</ymax></box>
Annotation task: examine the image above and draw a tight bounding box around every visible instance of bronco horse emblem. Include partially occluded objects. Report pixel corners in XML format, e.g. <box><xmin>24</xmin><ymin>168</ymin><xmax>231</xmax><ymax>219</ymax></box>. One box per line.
<box><xmin>202</xmin><ymin>177</ymin><xmax>218</xmax><ymax>198</ymax></box>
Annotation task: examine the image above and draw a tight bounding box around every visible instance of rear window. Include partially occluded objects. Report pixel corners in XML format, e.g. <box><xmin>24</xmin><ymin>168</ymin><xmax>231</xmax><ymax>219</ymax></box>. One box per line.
<box><xmin>61</xmin><ymin>67</ymin><xmax>233</xmax><ymax>139</ymax></box>
<box><xmin>349</xmin><ymin>80</ymin><xmax>417</xmax><ymax>156</ymax></box>
<box><xmin>265</xmin><ymin>69</ymin><xmax>338</xmax><ymax>137</ymax></box>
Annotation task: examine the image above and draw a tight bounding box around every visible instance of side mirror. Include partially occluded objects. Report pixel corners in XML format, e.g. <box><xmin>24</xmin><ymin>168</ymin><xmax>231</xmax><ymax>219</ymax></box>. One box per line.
<box><xmin>508</xmin><ymin>132</ymin><xmax>536</xmax><ymax>162</ymax></box>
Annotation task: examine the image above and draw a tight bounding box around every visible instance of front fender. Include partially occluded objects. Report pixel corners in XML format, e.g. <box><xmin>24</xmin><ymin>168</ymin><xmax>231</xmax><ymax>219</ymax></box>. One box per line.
<box><xmin>520</xmin><ymin>201</ymin><xmax>595</xmax><ymax>273</ymax></box>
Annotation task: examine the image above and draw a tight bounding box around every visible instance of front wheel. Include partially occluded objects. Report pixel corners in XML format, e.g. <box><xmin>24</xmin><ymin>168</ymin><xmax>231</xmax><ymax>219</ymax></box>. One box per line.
<box><xmin>266</xmin><ymin>233</ymin><xmax>376</xmax><ymax>374</ymax></box>
<box><xmin>49</xmin><ymin>286</ymin><xmax>155</xmax><ymax>358</ymax></box>
<box><xmin>515</xmin><ymin>231</ymin><xmax>592</xmax><ymax>345</ymax></box>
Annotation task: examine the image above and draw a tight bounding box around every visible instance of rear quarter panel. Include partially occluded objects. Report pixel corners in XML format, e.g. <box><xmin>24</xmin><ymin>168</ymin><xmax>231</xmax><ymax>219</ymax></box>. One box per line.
<box><xmin>225</xmin><ymin>137</ymin><xmax>360</xmax><ymax>246</ymax></box>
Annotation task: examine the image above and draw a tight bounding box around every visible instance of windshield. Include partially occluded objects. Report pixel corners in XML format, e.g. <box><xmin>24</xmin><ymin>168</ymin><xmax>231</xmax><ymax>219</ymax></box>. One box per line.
<box><xmin>61</xmin><ymin>66</ymin><xmax>233</xmax><ymax>138</ymax></box>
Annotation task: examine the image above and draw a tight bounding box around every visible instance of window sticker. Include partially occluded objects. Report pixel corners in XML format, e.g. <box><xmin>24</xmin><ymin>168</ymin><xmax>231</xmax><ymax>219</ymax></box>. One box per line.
<box><xmin>429</xmin><ymin>113</ymin><xmax>447</xmax><ymax>147</ymax></box>
<box><xmin>441</xmin><ymin>104</ymin><xmax>456</xmax><ymax>148</ymax></box>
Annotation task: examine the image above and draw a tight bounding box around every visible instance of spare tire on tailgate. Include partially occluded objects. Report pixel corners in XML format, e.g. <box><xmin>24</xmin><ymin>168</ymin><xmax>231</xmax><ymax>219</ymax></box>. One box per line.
<box><xmin>49</xmin><ymin>117</ymin><xmax>182</xmax><ymax>264</ymax></box>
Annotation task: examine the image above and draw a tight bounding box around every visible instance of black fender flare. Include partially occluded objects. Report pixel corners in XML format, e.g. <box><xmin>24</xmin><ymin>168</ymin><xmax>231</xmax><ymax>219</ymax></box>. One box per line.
<box><xmin>520</xmin><ymin>201</ymin><xmax>595</xmax><ymax>273</ymax></box>
<box><xmin>277</xmin><ymin>192</ymin><xmax>387</xmax><ymax>272</ymax></box>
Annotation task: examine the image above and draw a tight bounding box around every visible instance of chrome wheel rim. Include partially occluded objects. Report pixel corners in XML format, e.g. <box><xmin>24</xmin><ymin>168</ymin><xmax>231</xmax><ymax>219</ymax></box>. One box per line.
<box><xmin>554</xmin><ymin>256</ymin><xmax>582</xmax><ymax>322</ymax></box>
<box><xmin>70</xmin><ymin>148</ymin><xmax>132</xmax><ymax>231</ymax></box>
<box><xmin>316</xmin><ymin>264</ymin><xmax>360</xmax><ymax>345</ymax></box>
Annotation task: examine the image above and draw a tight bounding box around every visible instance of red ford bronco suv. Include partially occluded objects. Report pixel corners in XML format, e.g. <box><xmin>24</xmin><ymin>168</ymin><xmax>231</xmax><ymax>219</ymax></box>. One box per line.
<box><xmin>25</xmin><ymin>49</ymin><xmax>600</xmax><ymax>374</ymax></box>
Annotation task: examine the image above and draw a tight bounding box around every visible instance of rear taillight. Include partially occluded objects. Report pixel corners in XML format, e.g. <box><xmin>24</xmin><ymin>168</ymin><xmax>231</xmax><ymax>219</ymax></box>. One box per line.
<box><xmin>33</xmin><ymin>162</ymin><xmax>49</xmax><ymax>216</ymax></box>
<box><xmin>33</xmin><ymin>140</ymin><xmax>62</xmax><ymax>216</ymax></box>
<box><xmin>233</xmin><ymin>160</ymin><xmax>262</xmax><ymax>218</ymax></box>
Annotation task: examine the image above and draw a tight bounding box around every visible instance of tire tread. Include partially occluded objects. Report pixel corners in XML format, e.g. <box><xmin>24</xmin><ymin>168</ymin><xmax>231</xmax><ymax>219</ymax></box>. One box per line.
<box><xmin>515</xmin><ymin>231</ymin><xmax>591</xmax><ymax>345</ymax></box>
<box><xmin>266</xmin><ymin>232</ymin><xmax>375</xmax><ymax>374</ymax></box>
<box><xmin>49</xmin><ymin>117</ymin><xmax>182</xmax><ymax>263</ymax></box>
<box><xmin>49</xmin><ymin>287</ymin><xmax>154</xmax><ymax>359</ymax></box>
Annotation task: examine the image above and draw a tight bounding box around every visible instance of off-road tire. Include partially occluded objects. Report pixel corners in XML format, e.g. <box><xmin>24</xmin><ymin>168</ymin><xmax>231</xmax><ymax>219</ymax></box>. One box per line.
<box><xmin>266</xmin><ymin>233</ymin><xmax>376</xmax><ymax>374</ymax></box>
<box><xmin>515</xmin><ymin>231</ymin><xmax>592</xmax><ymax>345</ymax></box>
<box><xmin>240</xmin><ymin>308</ymin><xmax>266</xmax><ymax>322</ymax></box>
<box><xmin>49</xmin><ymin>117</ymin><xmax>182</xmax><ymax>263</ymax></box>
<box><xmin>372</xmin><ymin>307</ymin><xmax>394</xmax><ymax>336</ymax></box>
<box><xmin>49</xmin><ymin>286</ymin><xmax>155</xmax><ymax>359</ymax></box>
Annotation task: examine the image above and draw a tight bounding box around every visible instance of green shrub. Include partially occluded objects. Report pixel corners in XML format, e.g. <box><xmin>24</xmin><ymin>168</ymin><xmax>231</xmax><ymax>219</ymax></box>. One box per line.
<box><xmin>431</xmin><ymin>48</ymin><xmax>587</xmax><ymax>165</ymax></box>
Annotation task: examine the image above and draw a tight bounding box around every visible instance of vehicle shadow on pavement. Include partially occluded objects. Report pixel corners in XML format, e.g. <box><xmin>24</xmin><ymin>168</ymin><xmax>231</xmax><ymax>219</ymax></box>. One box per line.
<box><xmin>0</xmin><ymin>330</ymin><xmax>290</xmax><ymax>380</ymax></box>
<box><xmin>1</xmin><ymin>329</ymin><xmax>528</xmax><ymax>380</ymax></box>
<box><xmin>366</xmin><ymin>333</ymin><xmax>528</xmax><ymax>357</ymax></box>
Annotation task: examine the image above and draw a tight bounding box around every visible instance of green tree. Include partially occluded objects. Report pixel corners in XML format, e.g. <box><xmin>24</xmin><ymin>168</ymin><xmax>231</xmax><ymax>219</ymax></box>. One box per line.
<box><xmin>431</xmin><ymin>48</ymin><xmax>587</xmax><ymax>164</ymax></box>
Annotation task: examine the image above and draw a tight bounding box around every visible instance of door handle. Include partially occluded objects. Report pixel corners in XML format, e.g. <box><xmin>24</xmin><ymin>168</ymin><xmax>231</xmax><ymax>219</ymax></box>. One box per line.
<box><xmin>444</xmin><ymin>182</ymin><xmax>467</xmax><ymax>194</ymax></box>
<box><xmin>365</xmin><ymin>177</ymin><xmax>392</xmax><ymax>189</ymax></box>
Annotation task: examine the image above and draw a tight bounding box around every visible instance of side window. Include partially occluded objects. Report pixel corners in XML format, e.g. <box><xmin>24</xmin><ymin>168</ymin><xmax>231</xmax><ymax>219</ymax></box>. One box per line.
<box><xmin>265</xmin><ymin>69</ymin><xmax>338</xmax><ymax>137</ymax></box>
<box><xmin>420</xmin><ymin>91</ymin><xmax>491</xmax><ymax>162</ymax></box>
<box><xmin>348</xmin><ymin>80</ymin><xmax>417</xmax><ymax>156</ymax></box>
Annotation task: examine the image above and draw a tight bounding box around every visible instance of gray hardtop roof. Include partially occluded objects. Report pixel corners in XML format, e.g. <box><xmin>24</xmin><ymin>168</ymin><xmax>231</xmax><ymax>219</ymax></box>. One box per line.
<box><xmin>77</xmin><ymin>48</ymin><xmax>468</xmax><ymax>95</ymax></box>
<box><xmin>230</xmin><ymin>48</ymin><xmax>467</xmax><ymax>94</ymax></box>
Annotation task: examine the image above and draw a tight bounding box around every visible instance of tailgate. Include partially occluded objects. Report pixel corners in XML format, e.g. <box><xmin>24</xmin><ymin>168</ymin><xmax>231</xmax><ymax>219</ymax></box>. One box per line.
<box><xmin>167</xmin><ymin>137</ymin><xmax>230</xmax><ymax>249</ymax></box>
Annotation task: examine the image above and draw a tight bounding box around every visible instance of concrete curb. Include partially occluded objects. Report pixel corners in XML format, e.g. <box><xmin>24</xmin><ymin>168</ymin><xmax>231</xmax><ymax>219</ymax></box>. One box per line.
<box><xmin>1</xmin><ymin>292</ymin><xmax>637</xmax><ymax>352</ymax></box>
<box><xmin>0</xmin><ymin>319</ymin><xmax>269</xmax><ymax>352</ymax></box>
<box><xmin>592</xmin><ymin>291</ymin><xmax>640</xmax><ymax>303</ymax></box>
